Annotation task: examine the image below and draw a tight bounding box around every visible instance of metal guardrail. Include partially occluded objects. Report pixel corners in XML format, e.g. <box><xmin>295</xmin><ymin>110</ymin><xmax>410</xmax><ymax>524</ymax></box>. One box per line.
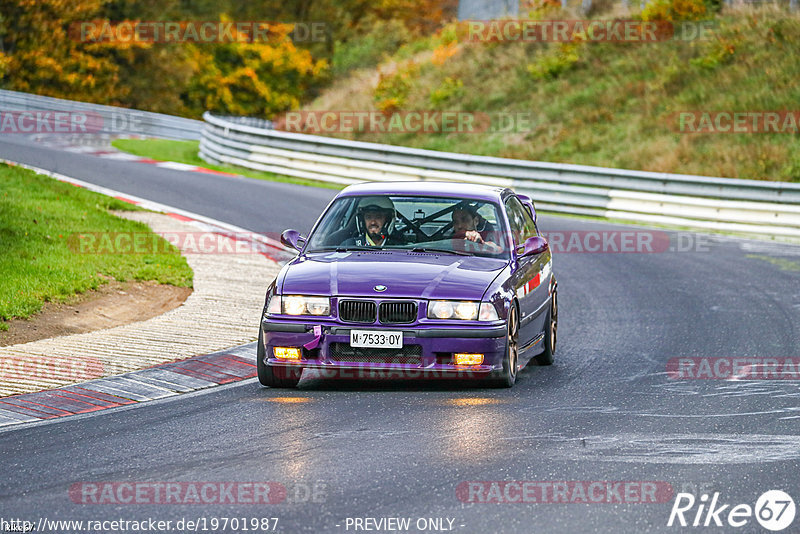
<box><xmin>200</xmin><ymin>112</ymin><xmax>800</xmax><ymax>238</ymax></box>
<box><xmin>0</xmin><ymin>89</ymin><xmax>203</xmax><ymax>140</ymax></box>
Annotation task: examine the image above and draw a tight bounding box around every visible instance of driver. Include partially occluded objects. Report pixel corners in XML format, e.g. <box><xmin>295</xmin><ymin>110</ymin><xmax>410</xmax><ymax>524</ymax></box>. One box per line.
<box><xmin>451</xmin><ymin>204</ymin><xmax>502</xmax><ymax>252</ymax></box>
<box><xmin>341</xmin><ymin>196</ymin><xmax>404</xmax><ymax>247</ymax></box>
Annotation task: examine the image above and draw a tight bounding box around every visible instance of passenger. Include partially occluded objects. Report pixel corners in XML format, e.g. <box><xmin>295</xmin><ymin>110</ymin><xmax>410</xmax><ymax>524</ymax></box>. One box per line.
<box><xmin>451</xmin><ymin>204</ymin><xmax>502</xmax><ymax>253</ymax></box>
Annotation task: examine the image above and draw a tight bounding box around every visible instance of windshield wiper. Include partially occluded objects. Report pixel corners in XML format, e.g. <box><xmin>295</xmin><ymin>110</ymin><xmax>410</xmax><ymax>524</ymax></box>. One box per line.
<box><xmin>410</xmin><ymin>247</ymin><xmax>471</xmax><ymax>256</ymax></box>
<box><xmin>308</xmin><ymin>246</ymin><xmax>380</xmax><ymax>252</ymax></box>
<box><xmin>336</xmin><ymin>246</ymin><xmax>384</xmax><ymax>252</ymax></box>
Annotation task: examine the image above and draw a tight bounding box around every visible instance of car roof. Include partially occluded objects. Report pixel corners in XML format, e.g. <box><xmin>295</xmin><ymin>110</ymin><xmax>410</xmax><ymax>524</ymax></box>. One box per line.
<box><xmin>337</xmin><ymin>181</ymin><xmax>509</xmax><ymax>202</ymax></box>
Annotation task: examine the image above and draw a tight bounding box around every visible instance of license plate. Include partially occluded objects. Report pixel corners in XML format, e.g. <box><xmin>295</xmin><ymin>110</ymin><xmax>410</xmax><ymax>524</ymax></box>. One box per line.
<box><xmin>350</xmin><ymin>330</ymin><xmax>403</xmax><ymax>349</ymax></box>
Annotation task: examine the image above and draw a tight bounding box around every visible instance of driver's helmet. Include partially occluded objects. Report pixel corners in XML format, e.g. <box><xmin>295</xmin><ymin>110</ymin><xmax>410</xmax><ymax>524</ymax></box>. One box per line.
<box><xmin>356</xmin><ymin>196</ymin><xmax>396</xmax><ymax>235</ymax></box>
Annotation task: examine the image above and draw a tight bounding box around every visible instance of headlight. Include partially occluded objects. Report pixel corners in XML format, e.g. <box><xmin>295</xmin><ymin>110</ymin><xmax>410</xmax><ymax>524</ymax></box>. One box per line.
<box><xmin>429</xmin><ymin>300</ymin><xmax>455</xmax><ymax>319</ymax></box>
<box><xmin>427</xmin><ymin>300</ymin><xmax>499</xmax><ymax>321</ymax></box>
<box><xmin>455</xmin><ymin>301</ymin><xmax>479</xmax><ymax>320</ymax></box>
<box><xmin>429</xmin><ymin>300</ymin><xmax>491</xmax><ymax>321</ymax></box>
<box><xmin>281</xmin><ymin>295</ymin><xmax>331</xmax><ymax>316</ymax></box>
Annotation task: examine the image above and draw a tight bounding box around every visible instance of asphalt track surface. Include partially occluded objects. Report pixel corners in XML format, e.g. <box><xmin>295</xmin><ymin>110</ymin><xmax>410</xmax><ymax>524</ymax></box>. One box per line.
<box><xmin>1</xmin><ymin>135</ymin><xmax>800</xmax><ymax>533</ymax></box>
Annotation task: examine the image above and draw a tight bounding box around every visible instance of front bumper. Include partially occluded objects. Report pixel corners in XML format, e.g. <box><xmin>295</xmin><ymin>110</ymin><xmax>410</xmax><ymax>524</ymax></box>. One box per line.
<box><xmin>261</xmin><ymin>318</ymin><xmax>507</xmax><ymax>377</ymax></box>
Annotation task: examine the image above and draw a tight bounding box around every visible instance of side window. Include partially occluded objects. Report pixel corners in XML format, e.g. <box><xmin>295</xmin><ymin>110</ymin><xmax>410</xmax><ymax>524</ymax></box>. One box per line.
<box><xmin>504</xmin><ymin>197</ymin><xmax>525</xmax><ymax>246</ymax></box>
<box><xmin>505</xmin><ymin>197</ymin><xmax>537</xmax><ymax>246</ymax></box>
<box><xmin>520</xmin><ymin>202</ymin><xmax>538</xmax><ymax>240</ymax></box>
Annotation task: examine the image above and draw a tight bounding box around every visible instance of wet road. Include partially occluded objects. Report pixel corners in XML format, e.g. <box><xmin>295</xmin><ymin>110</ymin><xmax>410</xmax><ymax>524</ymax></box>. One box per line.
<box><xmin>1</xmin><ymin>135</ymin><xmax>799</xmax><ymax>533</ymax></box>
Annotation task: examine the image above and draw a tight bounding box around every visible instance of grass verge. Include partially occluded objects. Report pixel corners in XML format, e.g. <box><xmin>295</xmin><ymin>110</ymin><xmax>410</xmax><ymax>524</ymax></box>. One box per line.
<box><xmin>0</xmin><ymin>163</ymin><xmax>193</xmax><ymax>331</ymax></box>
<box><xmin>111</xmin><ymin>138</ymin><xmax>343</xmax><ymax>190</ymax></box>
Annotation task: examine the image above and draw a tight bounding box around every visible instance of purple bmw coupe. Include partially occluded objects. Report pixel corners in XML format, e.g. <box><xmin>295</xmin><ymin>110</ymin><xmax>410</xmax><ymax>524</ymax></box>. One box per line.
<box><xmin>258</xmin><ymin>182</ymin><xmax>557</xmax><ymax>388</ymax></box>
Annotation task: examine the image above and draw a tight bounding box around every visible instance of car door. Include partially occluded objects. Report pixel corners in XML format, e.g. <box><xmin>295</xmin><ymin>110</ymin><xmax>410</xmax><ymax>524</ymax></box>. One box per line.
<box><xmin>505</xmin><ymin>196</ymin><xmax>549</xmax><ymax>347</ymax></box>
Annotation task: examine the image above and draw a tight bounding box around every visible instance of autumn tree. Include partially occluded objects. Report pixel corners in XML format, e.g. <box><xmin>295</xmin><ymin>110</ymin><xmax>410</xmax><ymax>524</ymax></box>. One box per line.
<box><xmin>182</xmin><ymin>20</ymin><xmax>328</xmax><ymax>118</ymax></box>
<box><xmin>0</xmin><ymin>0</ymin><xmax>454</xmax><ymax>117</ymax></box>
<box><xmin>0</xmin><ymin>0</ymin><xmax>146</xmax><ymax>104</ymax></box>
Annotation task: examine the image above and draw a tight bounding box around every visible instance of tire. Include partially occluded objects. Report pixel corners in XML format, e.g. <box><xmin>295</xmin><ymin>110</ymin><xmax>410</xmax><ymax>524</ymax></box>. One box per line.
<box><xmin>534</xmin><ymin>290</ymin><xmax>557</xmax><ymax>366</ymax></box>
<box><xmin>488</xmin><ymin>305</ymin><xmax>519</xmax><ymax>388</ymax></box>
<box><xmin>257</xmin><ymin>327</ymin><xmax>302</xmax><ymax>388</ymax></box>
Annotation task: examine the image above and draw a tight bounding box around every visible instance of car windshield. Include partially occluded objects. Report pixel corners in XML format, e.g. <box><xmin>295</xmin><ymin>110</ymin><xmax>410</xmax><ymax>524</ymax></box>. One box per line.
<box><xmin>306</xmin><ymin>195</ymin><xmax>509</xmax><ymax>258</ymax></box>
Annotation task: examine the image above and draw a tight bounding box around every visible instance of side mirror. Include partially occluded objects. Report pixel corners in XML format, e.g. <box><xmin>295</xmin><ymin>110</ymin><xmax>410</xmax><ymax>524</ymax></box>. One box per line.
<box><xmin>280</xmin><ymin>229</ymin><xmax>306</xmax><ymax>252</ymax></box>
<box><xmin>520</xmin><ymin>236</ymin><xmax>548</xmax><ymax>257</ymax></box>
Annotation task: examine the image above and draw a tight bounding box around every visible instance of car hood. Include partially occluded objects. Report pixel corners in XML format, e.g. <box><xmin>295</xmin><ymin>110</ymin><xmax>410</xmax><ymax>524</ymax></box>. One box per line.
<box><xmin>280</xmin><ymin>251</ymin><xmax>507</xmax><ymax>301</ymax></box>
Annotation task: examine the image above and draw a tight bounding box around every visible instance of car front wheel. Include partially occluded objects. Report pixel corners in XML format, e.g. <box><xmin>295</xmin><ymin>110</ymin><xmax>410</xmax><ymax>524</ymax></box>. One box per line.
<box><xmin>488</xmin><ymin>305</ymin><xmax>519</xmax><ymax>388</ymax></box>
<box><xmin>534</xmin><ymin>290</ymin><xmax>557</xmax><ymax>366</ymax></box>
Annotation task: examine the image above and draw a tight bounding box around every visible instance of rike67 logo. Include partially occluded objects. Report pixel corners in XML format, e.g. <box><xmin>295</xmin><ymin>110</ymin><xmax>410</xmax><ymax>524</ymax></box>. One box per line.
<box><xmin>668</xmin><ymin>490</ymin><xmax>796</xmax><ymax>531</ymax></box>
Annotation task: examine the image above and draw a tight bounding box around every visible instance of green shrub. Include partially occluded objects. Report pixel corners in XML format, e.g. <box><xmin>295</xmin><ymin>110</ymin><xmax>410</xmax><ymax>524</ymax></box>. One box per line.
<box><xmin>332</xmin><ymin>18</ymin><xmax>412</xmax><ymax>76</ymax></box>
<box><xmin>373</xmin><ymin>62</ymin><xmax>420</xmax><ymax>111</ymax></box>
<box><xmin>429</xmin><ymin>76</ymin><xmax>464</xmax><ymax>107</ymax></box>
<box><xmin>527</xmin><ymin>43</ymin><xmax>581</xmax><ymax>80</ymax></box>
<box><xmin>689</xmin><ymin>37</ymin><xmax>737</xmax><ymax>69</ymax></box>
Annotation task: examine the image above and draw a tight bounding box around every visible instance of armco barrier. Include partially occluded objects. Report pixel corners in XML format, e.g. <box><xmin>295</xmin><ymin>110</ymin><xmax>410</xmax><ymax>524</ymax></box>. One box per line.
<box><xmin>0</xmin><ymin>89</ymin><xmax>203</xmax><ymax>140</ymax></box>
<box><xmin>200</xmin><ymin>112</ymin><xmax>800</xmax><ymax>238</ymax></box>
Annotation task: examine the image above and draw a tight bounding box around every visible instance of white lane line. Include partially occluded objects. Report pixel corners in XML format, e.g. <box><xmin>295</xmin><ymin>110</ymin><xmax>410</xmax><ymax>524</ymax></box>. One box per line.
<box><xmin>155</xmin><ymin>161</ymin><xmax>199</xmax><ymax>171</ymax></box>
<box><xmin>0</xmin><ymin>416</ymin><xmax>26</xmax><ymax>427</ymax></box>
<box><xmin>98</xmin><ymin>152</ymin><xmax>146</xmax><ymax>161</ymax></box>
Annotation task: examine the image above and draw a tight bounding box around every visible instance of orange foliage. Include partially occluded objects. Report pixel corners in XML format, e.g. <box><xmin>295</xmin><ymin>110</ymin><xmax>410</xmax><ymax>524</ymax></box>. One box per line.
<box><xmin>372</xmin><ymin>0</ymin><xmax>459</xmax><ymax>34</ymax></box>
<box><xmin>431</xmin><ymin>42</ymin><xmax>459</xmax><ymax>65</ymax></box>
<box><xmin>0</xmin><ymin>0</ymin><xmax>148</xmax><ymax>104</ymax></box>
<box><xmin>641</xmin><ymin>0</ymin><xmax>708</xmax><ymax>22</ymax></box>
<box><xmin>184</xmin><ymin>19</ymin><xmax>328</xmax><ymax>118</ymax></box>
